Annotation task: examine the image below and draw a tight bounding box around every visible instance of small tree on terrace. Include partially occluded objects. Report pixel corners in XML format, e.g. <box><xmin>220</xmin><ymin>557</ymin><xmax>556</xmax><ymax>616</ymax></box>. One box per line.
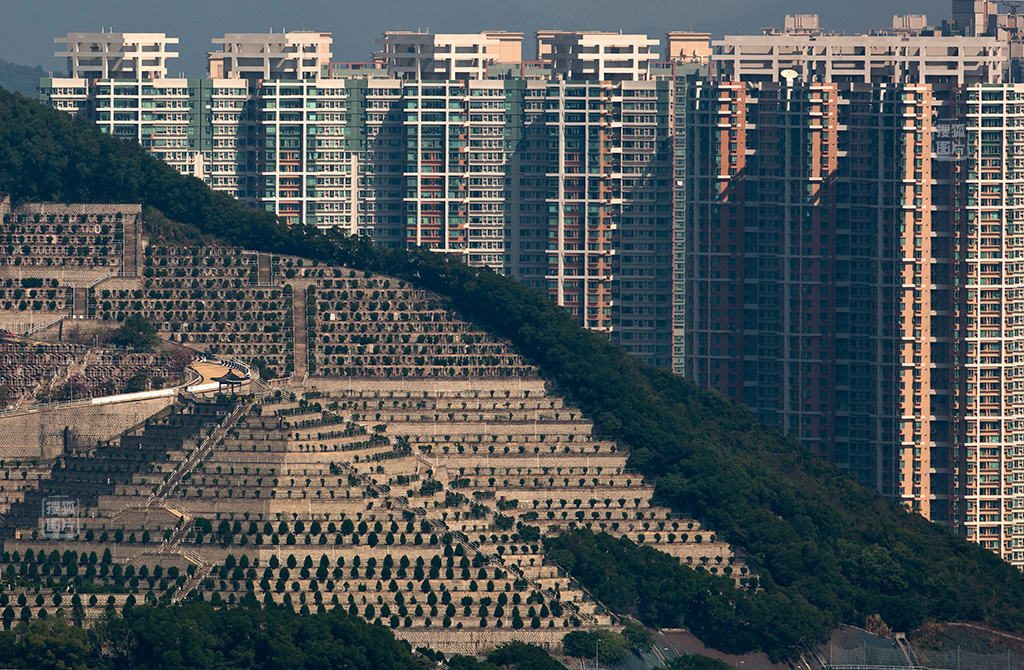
<box><xmin>108</xmin><ymin>314</ymin><xmax>159</xmax><ymax>352</ymax></box>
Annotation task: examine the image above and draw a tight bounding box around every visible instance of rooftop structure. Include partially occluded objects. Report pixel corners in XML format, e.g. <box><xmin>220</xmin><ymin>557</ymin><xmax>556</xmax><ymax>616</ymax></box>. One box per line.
<box><xmin>664</xmin><ymin>32</ymin><xmax>711</xmax><ymax>63</ymax></box>
<box><xmin>55</xmin><ymin>32</ymin><xmax>179</xmax><ymax>80</ymax></box>
<box><xmin>374</xmin><ymin>31</ymin><xmax>522</xmax><ymax>80</ymax></box>
<box><xmin>208</xmin><ymin>31</ymin><xmax>333</xmax><ymax>80</ymax></box>
<box><xmin>323</xmin><ymin>61</ymin><xmax>387</xmax><ymax>79</ymax></box>
<box><xmin>536</xmin><ymin>31</ymin><xmax>659</xmax><ymax>82</ymax></box>
<box><xmin>712</xmin><ymin>31</ymin><xmax>1007</xmax><ymax>84</ymax></box>
<box><xmin>776</xmin><ymin>14</ymin><xmax>823</xmax><ymax>36</ymax></box>
<box><xmin>893</xmin><ymin>14</ymin><xmax>929</xmax><ymax>32</ymax></box>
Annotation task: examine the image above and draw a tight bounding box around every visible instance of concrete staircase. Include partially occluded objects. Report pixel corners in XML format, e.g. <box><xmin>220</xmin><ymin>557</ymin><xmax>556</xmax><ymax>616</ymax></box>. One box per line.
<box><xmin>155</xmin><ymin>400</ymin><xmax>255</xmax><ymax>503</ymax></box>
<box><xmin>72</xmin><ymin>287</ymin><xmax>89</xmax><ymax>318</ymax></box>
<box><xmin>257</xmin><ymin>253</ymin><xmax>272</xmax><ymax>284</ymax></box>
<box><xmin>292</xmin><ymin>288</ymin><xmax>308</xmax><ymax>379</ymax></box>
<box><xmin>121</xmin><ymin>215</ymin><xmax>140</xmax><ymax>277</ymax></box>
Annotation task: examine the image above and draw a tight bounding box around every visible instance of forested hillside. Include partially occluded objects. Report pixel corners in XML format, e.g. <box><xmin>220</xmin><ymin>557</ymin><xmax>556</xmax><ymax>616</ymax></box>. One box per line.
<box><xmin>4</xmin><ymin>87</ymin><xmax>1024</xmax><ymax>659</ymax></box>
<box><xmin>0</xmin><ymin>63</ymin><xmax>55</xmax><ymax>99</ymax></box>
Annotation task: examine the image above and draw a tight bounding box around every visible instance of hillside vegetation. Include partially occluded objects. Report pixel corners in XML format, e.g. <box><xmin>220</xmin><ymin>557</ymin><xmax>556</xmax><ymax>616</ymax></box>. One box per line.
<box><xmin>0</xmin><ymin>63</ymin><xmax>55</xmax><ymax>99</ymax></box>
<box><xmin>0</xmin><ymin>600</ymin><xmax>569</xmax><ymax>670</ymax></box>
<box><xmin>3</xmin><ymin>87</ymin><xmax>1024</xmax><ymax>658</ymax></box>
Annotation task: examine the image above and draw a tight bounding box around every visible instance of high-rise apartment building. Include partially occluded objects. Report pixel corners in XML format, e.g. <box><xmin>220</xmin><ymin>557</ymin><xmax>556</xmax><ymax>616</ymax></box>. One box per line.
<box><xmin>685</xmin><ymin>8</ymin><xmax>1024</xmax><ymax>565</ymax></box>
<box><xmin>41</xmin><ymin>30</ymin><xmax>685</xmax><ymax>370</ymax></box>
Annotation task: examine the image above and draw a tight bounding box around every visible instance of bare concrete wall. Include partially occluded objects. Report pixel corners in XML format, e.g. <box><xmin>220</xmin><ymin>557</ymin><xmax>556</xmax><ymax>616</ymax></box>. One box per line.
<box><xmin>0</xmin><ymin>397</ymin><xmax>176</xmax><ymax>460</ymax></box>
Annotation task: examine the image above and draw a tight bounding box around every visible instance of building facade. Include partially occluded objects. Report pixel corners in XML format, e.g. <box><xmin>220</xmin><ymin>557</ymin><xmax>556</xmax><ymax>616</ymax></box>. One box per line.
<box><xmin>685</xmin><ymin>12</ymin><xmax>1024</xmax><ymax>565</ymax></box>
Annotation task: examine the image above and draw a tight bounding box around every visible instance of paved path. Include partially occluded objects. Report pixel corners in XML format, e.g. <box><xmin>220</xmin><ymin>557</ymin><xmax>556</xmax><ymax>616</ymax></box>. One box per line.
<box><xmin>72</xmin><ymin>287</ymin><xmax>89</xmax><ymax>318</ymax></box>
<box><xmin>257</xmin><ymin>253</ymin><xmax>272</xmax><ymax>284</ymax></box>
<box><xmin>122</xmin><ymin>216</ymin><xmax>140</xmax><ymax>277</ymax></box>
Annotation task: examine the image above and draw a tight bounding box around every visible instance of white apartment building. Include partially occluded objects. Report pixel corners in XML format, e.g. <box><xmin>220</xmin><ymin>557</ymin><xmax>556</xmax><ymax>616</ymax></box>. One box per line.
<box><xmin>55</xmin><ymin>32</ymin><xmax>179</xmax><ymax>80</ymax></box>
<box><xmin>374</xmin><ymin>31</ymin><xmax>522</xmax><ymax>80</ymax></box>
<box><xmin>536</xmin><ymin>31</ymin><xmax>659</xmax><ymax>82</ymax></box>
<box><xmin>208</xmin><ymin>32</ymin><xmax>333</xmax><ymax>80</ymax></box>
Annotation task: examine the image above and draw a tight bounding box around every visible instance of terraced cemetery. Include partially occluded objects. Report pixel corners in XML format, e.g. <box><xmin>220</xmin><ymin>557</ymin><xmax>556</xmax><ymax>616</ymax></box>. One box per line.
<box><xmin>0</xmin><ymin>205</ymin><xmax>748</xmax><ymax>654</ymax></box>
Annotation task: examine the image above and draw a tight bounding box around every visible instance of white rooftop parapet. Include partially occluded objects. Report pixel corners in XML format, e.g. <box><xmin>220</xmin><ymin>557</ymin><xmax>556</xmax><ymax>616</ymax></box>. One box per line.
<box><xmin>208</xmin><ymin>31</ymin><xmax>333</xmax><ymax>80</ymax></box>
<box><xmin>55</xmin><ymin>32</ymin><xmax>179</xmax><ymax>80</ymax></box>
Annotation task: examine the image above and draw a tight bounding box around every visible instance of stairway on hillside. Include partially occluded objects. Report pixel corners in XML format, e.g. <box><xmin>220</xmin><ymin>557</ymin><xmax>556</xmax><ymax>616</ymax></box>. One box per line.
<box><xmin>153</xmin><ymin>400</ymin><xmax>255</xmax><ymax>503</ymax></box>
<box><xmin>121</xmin><ymin>215</ymin><xmax>140</xmax><ymax>277</ymax></box>
<box><xmin>257</xmin><ymin>254</ymin><xmax>272</xmax><ymax>284</ymax></box>
<box><xmin>292</xmin><ymin>288</ymin><xmax>308</xmax><ymax>379</ymax></box>
<box><xmin>72</xmin><ymin>287</ymin><xmax>89</xmax><ymax>318</ymax></box>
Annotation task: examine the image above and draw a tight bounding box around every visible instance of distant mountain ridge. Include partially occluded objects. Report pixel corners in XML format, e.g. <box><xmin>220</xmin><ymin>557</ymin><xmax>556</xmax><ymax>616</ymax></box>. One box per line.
<box><xmin>0</xmin><ymin>59</ymin><xmax>61</xmax><ymax>98</ymax></box>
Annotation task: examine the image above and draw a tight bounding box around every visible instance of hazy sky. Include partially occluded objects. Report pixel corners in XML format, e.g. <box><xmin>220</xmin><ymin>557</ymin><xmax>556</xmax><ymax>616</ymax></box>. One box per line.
<box><xmin>3</xmin><ymin>0</ymin><xmax>941</xmax><ymax>77</ymax></box>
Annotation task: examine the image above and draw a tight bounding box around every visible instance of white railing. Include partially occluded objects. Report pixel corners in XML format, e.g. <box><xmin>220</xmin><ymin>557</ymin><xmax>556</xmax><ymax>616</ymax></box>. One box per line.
<box><xmin>25</xmin><ymin>314</ymin><xmax>67</xmax><ymax>335</ymax></box>
<box><xmin>0</xmin><ymin>387</ymin><xmax>178</xmax><ymax>419</ymax></box>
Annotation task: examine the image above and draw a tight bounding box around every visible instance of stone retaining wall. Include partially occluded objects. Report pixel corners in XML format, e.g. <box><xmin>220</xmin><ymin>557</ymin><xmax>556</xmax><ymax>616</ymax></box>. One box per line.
<box><xmin>0</xmin><ymin>397</ymin><xmax>175</xmax><ymax>459</ymax></box>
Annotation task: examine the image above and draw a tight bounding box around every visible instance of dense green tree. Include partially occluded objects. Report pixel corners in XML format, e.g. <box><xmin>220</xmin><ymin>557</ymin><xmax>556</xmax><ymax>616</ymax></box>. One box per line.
<box><xmin>108</xmin><ymin>314</ymin><xmax>159</xmax><ymax>352</ymax></box>
<box><xmin>486</xmin><ymin>641</ymin><xmax>566</xmax><ymax>670</ymax></box>
<box><xmin>547</xmin><ymin>530</ymin><xmax>821</xmax><ymax>660</ymax></box>
<box><xmin>621</xmin><ymin>620</ymin><xmax>655</xmax><ymax>653</ymax></box>
<box><xmin>7</xmin><ymin>617</ymin><xmax>95</xmax><ymax>670</ymax></box>
<box><xmin>562</xmin><ymin>630</ymin><xmax>629</xmax><ymax>664</ymax></box>
<box><xmin>447</xmin><ymin>655</ymin><xmax>500</xmax><ymax>670</ymax></box>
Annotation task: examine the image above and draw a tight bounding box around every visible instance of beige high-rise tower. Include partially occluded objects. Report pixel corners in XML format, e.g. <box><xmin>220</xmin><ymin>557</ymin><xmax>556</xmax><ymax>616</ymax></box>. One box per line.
<box><xmin>686</xmin><ymin>9</ymin><xmax>1024</xmax><ymax>566</ymax></box>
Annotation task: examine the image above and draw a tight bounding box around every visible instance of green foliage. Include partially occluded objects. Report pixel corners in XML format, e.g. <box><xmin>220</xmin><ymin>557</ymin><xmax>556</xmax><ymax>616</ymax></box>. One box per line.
<box><xmin>0</xmin><ymin>63</ymin><xmax>54</xmax><ymax>99</ymax></box>
<box><xmin>487</xmin><ymin>641</ymin><xmax>567</xmax><ymax>670</ymax></box>
<box><xmin>108</xmin><ymin>314</ymin><xmax>159</xmax><ymax>352</ymax></box>
<box><xmin>5</xmin><ymin>86</ymin><xmax>1024</xmax><ymax>658</ymax></box>
<box><xmin>446</xmin><ymin>642</ymin><xmax>565</xmax><ymax>670</ymax></box>
<box><xmin>142</xmin><ymin>205</ymin><xmax>209</xmax><ymax>247</ymax></box>
<box><xmin>548</xmin><ymin>530</ymin><xmax>818</xmax><ymax>660</ymax></box>
<box><xmin>0</xmin><ymin>602</ymin><xmax>420</xmax><ymax>670</ymax></box>
<box><xmin>6</xmin><ymin>617</ymin><xmax>93</xmax><ymax>670</ymax></box>
<box><xmin>447</xmin><ymin>655</ymin><xmax>500</xmax><ymax>670</ymax></box>
<box><xmin>562</xmin><ymin>630</ymin><xmax>630</xmax><ymax>663</ymax></box>
<box><xmin>621</xmin><ymin>620</ymin><xmax>655</xmax><ymax>653</ymax></box>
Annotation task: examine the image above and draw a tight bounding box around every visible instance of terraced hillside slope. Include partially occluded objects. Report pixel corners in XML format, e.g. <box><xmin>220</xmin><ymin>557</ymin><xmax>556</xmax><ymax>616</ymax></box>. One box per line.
<box><xmin>0</xmin><ymin>239</ymin><xmax>745</xmax><ymax>656</ymax></box>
